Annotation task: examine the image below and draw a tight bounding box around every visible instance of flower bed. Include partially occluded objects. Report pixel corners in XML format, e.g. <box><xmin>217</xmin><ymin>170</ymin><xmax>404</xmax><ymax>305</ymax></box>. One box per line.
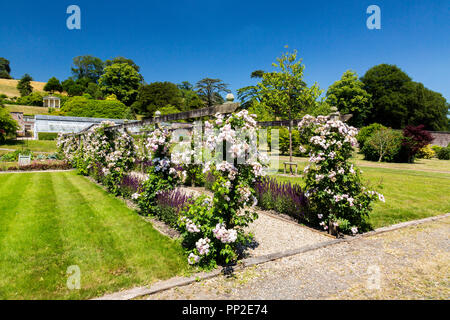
<box><xmin>1</xmin><ymin>160</ymin><xmax>72</xmax><ymax>171</ymax></box>
<box><xmin>255</xmin><ymin>176</ymin><xmax>307</xmax><ymax>220</ymax></box>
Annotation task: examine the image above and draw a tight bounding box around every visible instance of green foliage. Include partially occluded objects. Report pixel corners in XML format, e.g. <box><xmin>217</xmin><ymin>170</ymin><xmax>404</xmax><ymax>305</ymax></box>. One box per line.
<box><xmin>71</xmin><ymin>55</ymin><xmax>104</xmax><ymax>83</ymax></box>
<box><xmin>431</xmin><ymin>145</ymin><xmax>442</xmax><ymax>155</ymax></box>
<box><xmin>279</xmin><ymin>127</ymin><xmax>303</xmax><ymax>156</ymax></box>
<box><xmin>17</xmin><ymin>74</ymin><xmax>33</xmax><ymax>97</ymax></box>
<box><xmin>195</xmin><ymin>78</ymin><xmax>230</xmax><ymax>107</ymax></box>
<box><xmin>0</xmin><ymin>149</ymin><xmax>33</xmax><ymax>161</ymax></box>
<box><xmin>38</xmin><ymin>132</ymin><xmax>58</xmax><ymax>140</ymax></box>
<box><xmin>326</xmin><ymin>70</ymin><xmax>371</xmax><ymax>127</ymax></box>
<box><xmin>61</xmin><ymin>96</ymin><xmax>130</xmax><ymax>118</ymax></box>
<box><xmin>132</xmin><ymin>82</ymin><xmax>184</xmax><ymax>117</ymax></box>
<box><xmin>0</xmin><ymin>106</ymin><xmax>18</xmax><ymax>143</ymax></box>
<box><xmin>255</xmin><ymin>49</ymin><xmax>322</xmax><ymax>121</ymax></box>
<box><xmin>437</xmin><ymin>147</ymin><xmax>450</xmax><ymax>160</ymax></box>
<box><xmin>44</xmin><ymin>77</ymin><xmax>63</xmax><ymax>93</ymax></box>
<box><xmin>356</xmin><ymin>123</ymin><xmax>387</xmax><ymax>150</ymax></box>
<box><xmin>0</xmin><ymin>57</ymin><xmax>12</xmax><ymax>79</ymax></box>
<box><xmin>98</xmin><ymin>63</ymin><xmax>141</xmax><ymax>106</ymax></box>
<box><xmin>16</xmin><ymin>92</ymin><xmax>44</xmax><ymax>106</ymax></box>
<box><xmin>85</xmin><ymin>82</ymin><xmax>103</xmax><ymax>99</ymax></box>
<box><xmin>361</xmin><ymin>128</ymin><xmax>403</xmax><ymax>162</ymax></box>
<box><xmin>105</xmin><ymin>56</ymin><xmax>141</xmax><ymax>73</ymax></box>
<box><xmin>361</xmin><ymin>64</ymin><xmax>448</xmax><ymax>130</ymax></box>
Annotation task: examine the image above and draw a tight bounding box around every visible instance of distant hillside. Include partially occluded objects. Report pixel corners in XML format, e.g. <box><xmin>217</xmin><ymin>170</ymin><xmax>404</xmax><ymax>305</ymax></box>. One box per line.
<box><xmin>0</xmin><ymin>78</ymin><xmax>47</xmax><ymax>97</ymax></box>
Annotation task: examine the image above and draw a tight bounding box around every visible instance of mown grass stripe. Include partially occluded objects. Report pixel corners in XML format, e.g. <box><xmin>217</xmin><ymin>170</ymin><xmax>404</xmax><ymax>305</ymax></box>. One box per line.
<box><xmin>69</xmin><ymin>174</ymin><xmax>187</xmax><ymax>281</ymax></box>
<box><xmin>53</xmin><ymin>172</ymin><xmax>134</xmax><ymax>299</ymax></box>
<box><xmin>0</xmin><ymin>173</ymin><xmax>66</xmax><ymax>299</ymax></box>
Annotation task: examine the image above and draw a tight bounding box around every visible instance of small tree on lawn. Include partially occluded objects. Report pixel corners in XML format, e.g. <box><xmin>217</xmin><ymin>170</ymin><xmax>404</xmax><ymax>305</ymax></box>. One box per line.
<box><xmin>254</xmin><ymin>48</ymin><xmax>322</xmax><ymax>170</ymax></box>
<box><xmin>400</xmin><ymin>125</ymin><xmax>433</xmax><ymax>163</ymax></box>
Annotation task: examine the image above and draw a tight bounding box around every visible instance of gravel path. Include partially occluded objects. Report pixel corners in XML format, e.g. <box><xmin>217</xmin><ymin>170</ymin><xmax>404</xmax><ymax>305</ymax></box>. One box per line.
<box><xmin>146</xmin><ymin>217</ymin><xmax>450</xmax><ymax>300</ymax></box>
<box><xmin>179</xmin><ymin>186</ymin><xmax>331</xmax><ymax>258</ymax></box>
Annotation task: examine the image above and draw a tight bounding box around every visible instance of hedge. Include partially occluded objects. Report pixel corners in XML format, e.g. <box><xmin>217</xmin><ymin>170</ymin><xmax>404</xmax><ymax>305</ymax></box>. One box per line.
<box><xmin>38</xmin><ymin>132</ymin><xmax>58</xmax><ymax>140</ymax></box>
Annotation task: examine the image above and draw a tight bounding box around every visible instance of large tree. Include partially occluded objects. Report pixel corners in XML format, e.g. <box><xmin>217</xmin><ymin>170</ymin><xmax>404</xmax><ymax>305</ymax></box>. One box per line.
<box><xmin>71</xmin><ymin>55</ymin><xmax>104</xmax><ymax>83</ymax></box>
<box><xmin>326</xmin><ymin>70</ymin><xmax>371</xmax><ymax>127</ymax></box>
<box><xmin>253</xmin><ymin>49</ymin><xmax>322</xmax><ymax>163</ymax></box>
<box><xmin>131</xmin><ymin>81</ymin><xmax>184</xmax><ymax>117</ymax></box>
<box><xmin>195</xmin><ymin>78</ymin><xmax>231</xmax><ymax>107</ymax></box>
<box><xmin>17</xmin><ymin>74</ymin><xmax>33</xmax><ymax>96</ymax></box>
<box><xmin>361</xmin><ymin>64</ymin><xmax>449</xmax><ymax>130</ymax></box>
<box><xmin>98</xmin><ymin>63</ymin><xmax>141</xmax><ymax>106</ymax></box>
<box><xmin>44</xmin><ymin>77</ymin><xmax>63</xmax><ymax>93</ymax></box>
<box><xmin>105</xmin><ymin>56</ymin><xmax>141</xmax><ymax>73</ymax></box>
<box><xmin>0</xmin><ymin>58</ymin><xmax>12</xmax><ymax>79</ymax></box>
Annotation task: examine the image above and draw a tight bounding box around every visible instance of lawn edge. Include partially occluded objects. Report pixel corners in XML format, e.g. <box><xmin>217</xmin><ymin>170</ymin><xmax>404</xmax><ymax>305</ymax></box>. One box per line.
<box><xmin>94</xmin><ymin>211</ymin><xmax>450</xmax><ymax>300</ymax></box>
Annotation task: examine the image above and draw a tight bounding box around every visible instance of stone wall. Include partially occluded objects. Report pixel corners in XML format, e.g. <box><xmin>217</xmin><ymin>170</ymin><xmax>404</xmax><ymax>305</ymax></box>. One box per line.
<box><xmin>430</xmin><ymin>131</ymin><xmax>450</xmax><ymax>147</ymax></box>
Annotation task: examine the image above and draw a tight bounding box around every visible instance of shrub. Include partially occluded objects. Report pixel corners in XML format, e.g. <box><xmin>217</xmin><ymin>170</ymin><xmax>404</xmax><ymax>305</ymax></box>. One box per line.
<box><xmin>437</xmin><ymin>147</ymin><xmax>450</xmax><ymax>160</ymax></box>
<box><xmin>155</xmin><ymin>188</ymin><xmax>193</xmax><ymax>227</ymax></box>
<box><xmin>16</xmin><ymin>92</ymin><xmax>44</xmax><ymax>106</ymax></box>
<box><xmin>0</xmin><ymin>149</ymin><xmax>33</xmax><ymax>161</ymax></box>
<box><xmin>416</xmin><ymin>144</ymin><xmax>435</xmax><ymax>159</ymax></box>
<box><xmin>62</xmin><ymin>96</ymin><xmax>130</xmax><ymax>119</ymax></box>
<box><xmin>361</xmin><ymin>128</ymin><xmax>403</xmax><ymax>162</ymax></box>
<box><xmin>254</xmin><ymin>176</ymin><xmax>307</xmax><ymax>220</ymax></box>
<box><xmin>38</xmin><ymin>132</ymin><xmax>58</xmax><ymax>140</ymax></box>
<box><xmin>1</xmin><ymin>160</ymin><xmax>71</xmax><ymax>171</ymax></box>
<box><xmin>399</xmin><ymin>125</ymin><xmax>433</xmax><ymax>163</ymax></box>
<box><xmin>431</xmin><ymin>145</ymin><xmax>443</xmax><ymax>155</ymax></box>
<box><xmin>298</xmin><ymin>115</ymin><xmax>384</xmax><ymax>235</ymax></box>
<box><xmin>356</xmin><ymin>123</ymin><xmax>387</xmax><ymax>150</ymax></box>
<box><xmin>0</xmin><ymin>106</ymin><xmax>19</xmax><ymax>143</ymax></box>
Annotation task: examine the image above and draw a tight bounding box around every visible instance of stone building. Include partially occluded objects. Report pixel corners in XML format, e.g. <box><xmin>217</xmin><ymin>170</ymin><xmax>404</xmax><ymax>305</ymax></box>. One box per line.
<box><xmin>9</xmin><ymin>112</ymin><xmax>35</xmax><ymax>137</ymax></box>
<box><xmin>43</xmin><ymin>96</ymin><xmax>61</xmax><ymax>108</ymax></box>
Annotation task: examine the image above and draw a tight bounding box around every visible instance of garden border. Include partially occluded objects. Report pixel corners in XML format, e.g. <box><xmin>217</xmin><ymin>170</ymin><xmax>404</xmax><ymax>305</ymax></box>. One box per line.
<box><xmin>94</xmin><ymin>211</ymin><xmax>450</xmax><ymax>300</ymax></box>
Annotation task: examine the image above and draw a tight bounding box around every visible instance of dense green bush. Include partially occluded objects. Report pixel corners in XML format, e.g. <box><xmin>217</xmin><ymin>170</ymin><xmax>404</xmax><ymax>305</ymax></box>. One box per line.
<box><xmin>356</xmin><ymin>123</ymin><xmax>386</xmax><ymax>150</ymax></box>
<box><xmin>62</xmin><ymin>96</ymin><xmax>131</xmax><ymax>119</ymax></box>
<box><xmin>437</xmin><ymin>147</ymin><xmax>450</xmax><ymax>160</ymax></box>
<box><xmin>431</xmin><ymin>145</ymin><xmax>443</xmax><ymax>155</ymax></box>
<box><xmin>361</xmin><ymin>128</ymin><xmax>403</xmax><ymax>162</ymax></box>
<box><xmin>38</xmin><ymin>132</ymin><xmax>58</xmax><ymax>140</ymax></box>
<box><xmin>0</xmin><ymin>104</ymin><xmax>18</xmax><ymax>143</ymax></box>
<box><xmin>16</xmin><ymin>92</ymin><xmax>44</xmax><ymax>106</ymax></box>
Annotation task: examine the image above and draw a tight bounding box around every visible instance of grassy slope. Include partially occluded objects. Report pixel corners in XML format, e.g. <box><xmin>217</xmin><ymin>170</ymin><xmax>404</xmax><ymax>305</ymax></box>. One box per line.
<box><xmin>0</xmin><ymin>79</ymin><xmax>47</xmax><ymax>97</ymax></box>
<box><xmin>0</xmin><ymin>140</ymin><xmax>57</xmax><ymax>153</ymax></box>
<box><xmin>0</xmin><ymin>171</ymin><xmax>188</xmax><ymax>299</ymax></box>
<box><xmin>275</xmin><ymin>167</ymin><xmax>450</xmax><ymax>229</ymax></box>
<box><xmin>6</xmin><ymin>104</ymin><xmax>49</xmax><ymax>115</ymax></box>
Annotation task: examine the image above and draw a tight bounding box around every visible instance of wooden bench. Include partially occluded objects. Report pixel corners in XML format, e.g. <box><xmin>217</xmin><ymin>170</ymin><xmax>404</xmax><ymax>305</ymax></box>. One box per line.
<box><xmin>283</xmin><ymin>162</ymin><xmax>298</xmax><ymax>175</ymax></box>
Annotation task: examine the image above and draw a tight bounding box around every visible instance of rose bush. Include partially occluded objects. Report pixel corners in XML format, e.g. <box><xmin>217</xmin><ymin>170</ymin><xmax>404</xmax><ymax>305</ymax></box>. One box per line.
<box><xmin>177</xmin><ymin>111</ymin><xmax>268</xmax><ymax>268</ymax></box>
<box><xmin>298</xmin><ymin>115</ymin><xmax>384</xmax><ymax>235</ymax></box>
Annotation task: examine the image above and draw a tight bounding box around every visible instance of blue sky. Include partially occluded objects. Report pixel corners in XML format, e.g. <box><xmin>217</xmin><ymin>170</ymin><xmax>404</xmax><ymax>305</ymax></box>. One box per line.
<box><xmin>1</xmin><ymin>0</ymin><xmax>449</xmax><ymax>101</ymax></box>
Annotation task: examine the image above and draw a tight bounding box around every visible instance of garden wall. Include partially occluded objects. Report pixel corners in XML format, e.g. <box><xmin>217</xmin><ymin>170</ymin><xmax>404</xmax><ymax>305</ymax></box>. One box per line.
<box><xmin>430</xmin><ymin>131</ymin><xmax>450</xmax><ymax>147</ymax></box>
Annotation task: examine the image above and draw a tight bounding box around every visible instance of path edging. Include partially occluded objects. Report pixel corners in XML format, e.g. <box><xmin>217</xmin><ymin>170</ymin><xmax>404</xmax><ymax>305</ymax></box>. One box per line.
<box><xmin>94</xmin><ymin>212</ymin><xmax>450</xmax><ymax>300</ymax></box>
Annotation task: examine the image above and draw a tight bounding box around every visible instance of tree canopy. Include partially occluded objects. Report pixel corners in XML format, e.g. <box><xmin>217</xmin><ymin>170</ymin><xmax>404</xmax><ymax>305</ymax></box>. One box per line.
<box><xmin>17</xmin><ymin>74</ymin><xmax>33</xmax><ymax>97</ymax></box>
<box><xmin>360</xmin><ymin>64</ymin><xmax>448</xmax><ymax>130</ymax></box>
<box><xmin>326</xmin><ymin>70</ymin><xmax>371</xmax><ymax>127</ymax></box>
<box><xmin>195</xmin><ymin>78</ymin><xmax>230</xmax><ymax>107</ymax></box>
<box><xmin>71</xmin><ymin>55</ymin><xmax>104</xmax><ymax>83</ymax></box>
<box><xmin>131</xmin><ymin>82</ymin><xmax>184</xmax><ymax>117</ymax></box>
<box><xmin>44</xmin><ymin>77</ymin><xmax>63</xmax><ymax>93</ymax></box>
<box><xmin>0</xmin><ymin>58</ymin><xmax>12</xmax><ymax>79</ymax></box>
<box><xmin>98</xmin><ymin>63</ymin><xmax>141</xmax><ymax>106</ymax></box>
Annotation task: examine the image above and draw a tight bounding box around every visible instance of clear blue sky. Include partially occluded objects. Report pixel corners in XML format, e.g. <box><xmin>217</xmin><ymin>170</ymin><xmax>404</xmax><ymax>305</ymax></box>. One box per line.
<box><xmin>1</xmin><ymin>0</ymin><xmax>449</xmax><ymax>101</ymax></box>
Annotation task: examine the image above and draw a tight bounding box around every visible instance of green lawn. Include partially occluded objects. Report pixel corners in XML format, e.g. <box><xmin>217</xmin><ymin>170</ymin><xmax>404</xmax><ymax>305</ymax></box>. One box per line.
<box><xmin>0</xmin><ymin>171</ymin><xmax>188</xmax><ymax>299</ymax></box>
<box><xmin>0</xmin><ymin>140</ymin><xmax>57</xmax><ymax>153</ymax></box>
<box><xmin>275</xmin><ymin>167</ymin><xmax>450</xmax><ymax>229</ymax></box>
